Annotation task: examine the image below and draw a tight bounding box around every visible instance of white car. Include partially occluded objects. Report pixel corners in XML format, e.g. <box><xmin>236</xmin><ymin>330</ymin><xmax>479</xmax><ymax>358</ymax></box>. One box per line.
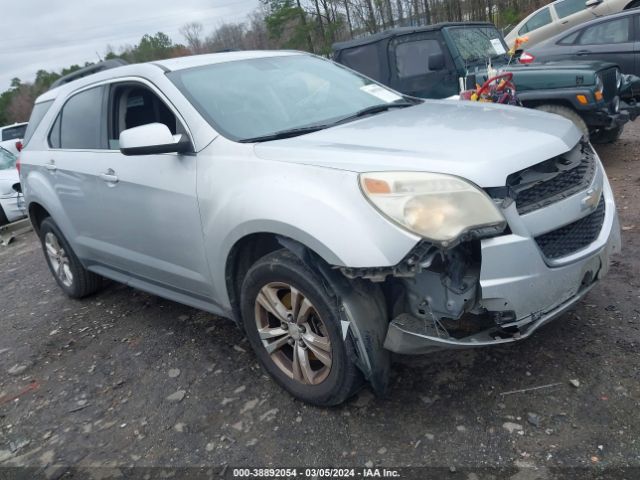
<box><xmin>505</xmin><ymin>0</ymin><xmax>639</xmax><ymax>48</ymax></box>
<box><xmin>0</xmin><ymin>122</ymin><xmax>28</xmax><ymax>155</ymax></box>
<box><xmin>0</xmin><ymin>146</ymin><xmax>26</xmax><ymax>226</ymax></box>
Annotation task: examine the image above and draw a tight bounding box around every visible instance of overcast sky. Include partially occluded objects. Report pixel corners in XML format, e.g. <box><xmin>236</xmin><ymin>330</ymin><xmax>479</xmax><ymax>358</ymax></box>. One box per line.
<box><xmin>0</xmin><ymin>0</ymin><xmax>260</xmax><ymax>91</ymax></box>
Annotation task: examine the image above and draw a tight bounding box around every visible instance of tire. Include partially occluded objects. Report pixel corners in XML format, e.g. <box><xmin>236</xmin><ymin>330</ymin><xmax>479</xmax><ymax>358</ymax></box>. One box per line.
<box><xmin>0</xmin><ymin>206</ymin><xmax>7</xmax><ymax>227</ymax></box>
<box><xmin>534</xmin><ymin>104</ymin><xmax>589</xmax><ymax>138</ymax></box>
<box><xmin>39</xmin><ymin>217</ymin><xmax>103</xmax><ymax>298</ymax></box>
<box><xmin>591</xmin><ymin>125</ymin><xmax>624</xmax><ymax>144</ymax></box>
<box><xmin>240</xmin><ymin>249</ymin><xmax>363</xmax><ymax>406</ymax></box>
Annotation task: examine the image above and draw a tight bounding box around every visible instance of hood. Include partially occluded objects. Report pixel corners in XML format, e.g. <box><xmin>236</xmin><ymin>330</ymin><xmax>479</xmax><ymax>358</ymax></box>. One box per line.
<box><xmin>0</xmin><ymin>168</ymin><xmax>20</xmax><ymax>196</ymax></box>
<box><xmin>254</xmin><ymin>100</ymin><xmax>581</xmax><ymax>188</ymax></box>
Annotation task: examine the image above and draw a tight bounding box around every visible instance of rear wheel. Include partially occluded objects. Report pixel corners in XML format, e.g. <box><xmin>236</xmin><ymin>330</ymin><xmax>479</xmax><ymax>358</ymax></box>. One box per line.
<box><xmin>39</xmin><ymin>217</ymin><xmax>103</xmax><ymax>298</ymax></box>
<box><xmin>591</xmin><ymin>125</ymin><xmax>624</xmax><ymax>144</ymax></box>
<box><xmin>240</xmin><ymin>249</ymin><xmax>363</xmax><ymax>406</ymax></box>
<box><xmin>534</xmin><ymin>104</ymin><xmax>589</xmax><ymax>138</ymax></box>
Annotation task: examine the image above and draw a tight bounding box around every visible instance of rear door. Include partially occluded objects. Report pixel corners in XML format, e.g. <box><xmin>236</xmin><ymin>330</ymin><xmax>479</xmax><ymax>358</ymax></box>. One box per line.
<box><xmin>47</xmin><ymin>85</ymin><xmax>112</xmax><ymax>261</ymax></box>
<box><xmin>571</xmin><ymin>16</ymin><xmax>635</xmax><ymax>73</ymax></box>
<box><xmin>388</xmin><ymin>32</ymin><xmax>457</xmax><ymax>98</ymax></box>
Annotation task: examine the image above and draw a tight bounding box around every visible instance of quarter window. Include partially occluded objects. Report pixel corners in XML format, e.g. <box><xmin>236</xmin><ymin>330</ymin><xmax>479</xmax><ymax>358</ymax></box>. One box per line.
<box><xmin>555</xmin><ymin>0</ymin><xmax>587</xmax><ymax>19</ymax></box>
<box><xmin>578</xmin><ymin>18</ymin><xmax>630</xmax><ymax>44</ymax></box>
<box><xmin>23</xmin><ymin>101</ymin><xmax>53</xmax><ymax>147</ymax></box>
<box><xmin>395</xmin><ymin>39</ymin><xmax>443</xmax><ymax>78</ymax></box>
<box><xmin>51</xmin><ymin>86</ymin><xmax>105</xmax><ymax>149</ymax></box>
<box><xmin>519</xmin><ymin>8</ymin><xmax>553</xmax><ymax>35</ymax></box>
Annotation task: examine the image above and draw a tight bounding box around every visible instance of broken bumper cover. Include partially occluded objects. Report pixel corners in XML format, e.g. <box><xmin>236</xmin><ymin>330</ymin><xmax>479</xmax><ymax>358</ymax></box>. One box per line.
<box><xmin>384</xmin><ymin>178</ymin><xmax>621</xmax><ymax>355</ymax></box>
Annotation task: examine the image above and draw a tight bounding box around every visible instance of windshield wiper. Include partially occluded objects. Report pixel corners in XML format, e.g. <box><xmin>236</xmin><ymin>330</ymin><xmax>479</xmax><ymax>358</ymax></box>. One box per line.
<box><xmin>239</xmin><ymin>124</ymin><xmax>331</xmax><ymax>143</ymax></box>
<box><xmin>239</xmin><ymin>101</ymin><xmax>416</xmax><ymax>143</ymax></box>
<box><xmin>333</xmin><ymin>101</ymin><xmax>415</xmax><ymax>125</ymax></box>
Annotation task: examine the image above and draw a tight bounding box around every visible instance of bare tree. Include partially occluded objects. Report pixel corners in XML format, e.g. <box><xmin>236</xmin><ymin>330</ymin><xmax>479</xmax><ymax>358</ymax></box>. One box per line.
<box><xmin>180</xmin><ymin>22</ymin><xmax>205</xmax><ymax>54</ymax></box>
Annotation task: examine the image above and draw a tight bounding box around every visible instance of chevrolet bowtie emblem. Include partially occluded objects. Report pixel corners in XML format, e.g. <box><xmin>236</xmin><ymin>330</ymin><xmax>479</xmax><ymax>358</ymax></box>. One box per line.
<box><xmin>581</xmin><ymin>187</ymin><xmax>602</xmax><ymax>211</ymax></box>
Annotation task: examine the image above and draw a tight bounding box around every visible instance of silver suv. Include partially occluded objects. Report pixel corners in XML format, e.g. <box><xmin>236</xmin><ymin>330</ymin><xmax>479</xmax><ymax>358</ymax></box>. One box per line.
<box><xmin>20</xmin><ymin>51</ymin><xmax>621</xmax><ymax>405</ymax></box>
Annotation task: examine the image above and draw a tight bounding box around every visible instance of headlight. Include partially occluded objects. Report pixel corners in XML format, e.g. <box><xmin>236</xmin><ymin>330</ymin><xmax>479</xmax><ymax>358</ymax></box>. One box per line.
<box><xmin>595</xmin><ymin>74</ymin><xmax>604</xmax><ymax>94</ymax></box>
<box><xmin>359</xmin><ymin>171</ymin><xmax>506</xmax><ymax>247</ymax></box>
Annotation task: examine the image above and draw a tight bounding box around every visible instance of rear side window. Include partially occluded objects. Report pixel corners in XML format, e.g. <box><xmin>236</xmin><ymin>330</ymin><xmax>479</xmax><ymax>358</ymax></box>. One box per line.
<box><xmin>1</xmin><ymin>124</ymin><xmax>27</xmax><ymax>141</ymax></box>
<box><xmin>395</xmin><ymin>39</ymin><xmax>443</xmax><ymax>78</ymax></box>
<box><xmin>519</xmin><ymin>8</ymin><xmax>552</xmax><ymax>35</ymax></box>
<box><xmin>578</xmin><ymin>18</ymin><xmax>631</xmax><ymax>44</ymax></box>
<box><xmin>338</xmin><ymin>45</ymin><xmax>382</xmax><ymax>81</ymax></box>
<box><xmin>555</xmin><ymin>0</ymin><xmax>587</xmax><ymax>19</ymax></box>
<box><xmin>51</xmin><ymin>86</ymin><xmax>105</xmax><ymax>150</ymax></box>
<box><xmin>22</xmin><ymin>100</ymin><xmax>53</xmax><ymax>147</ymax></box>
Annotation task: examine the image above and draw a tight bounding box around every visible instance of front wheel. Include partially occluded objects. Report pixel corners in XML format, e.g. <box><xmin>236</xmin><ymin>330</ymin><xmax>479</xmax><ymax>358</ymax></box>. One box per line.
<box><xmin>534</xmin><ymin>104</ymin><xmax>589</xmax><ymax>138</ymax></box>
<box><xmin>39</xmin><ymin>217</ymin><xmax>103</xmax><ymax>298</ymax></box>
<box><xmin>240</xmin><ymin>249</ymin><xmax>363</xmax><ymax>406</ymax></box>
<box><xmin>591</xmin><ymin>125</ymin><xmax>624</xmax><ymax>144</ymax></box>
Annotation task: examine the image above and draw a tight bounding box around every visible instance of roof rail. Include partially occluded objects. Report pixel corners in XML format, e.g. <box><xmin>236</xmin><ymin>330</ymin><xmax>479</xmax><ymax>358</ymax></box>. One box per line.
<box><xmin>48</xmin><ymin>59</ymin><xmax>129</xmax><ymax>90</ymax></box>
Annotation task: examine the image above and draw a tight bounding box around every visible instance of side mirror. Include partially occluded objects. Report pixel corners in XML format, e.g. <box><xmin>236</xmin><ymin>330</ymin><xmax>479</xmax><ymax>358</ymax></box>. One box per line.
<box><xmin>585</xmin><ymin>0</ymin><xmax>602</xmax><ymax>7</ymax></box>
<box><xmin>119</xmin><ymin>123</ymin><xmax>193</xmax><ymax>156</ymax></box>
<box><xmin>428</xmin><ymin>52</ymin><xmax>446</xmax><ymax>71</ymax></box>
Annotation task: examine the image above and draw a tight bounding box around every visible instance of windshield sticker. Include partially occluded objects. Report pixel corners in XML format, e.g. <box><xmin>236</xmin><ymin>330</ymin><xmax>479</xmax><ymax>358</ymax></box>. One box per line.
<box><xmin>360</xmin><ymin>84</ymin><xmax>403</xmax><ymax>103</ymax></box>
<box><xmin>490</xmin><ymin>39</ymin><xmax>506</xmax><ymax>55</ymax></box>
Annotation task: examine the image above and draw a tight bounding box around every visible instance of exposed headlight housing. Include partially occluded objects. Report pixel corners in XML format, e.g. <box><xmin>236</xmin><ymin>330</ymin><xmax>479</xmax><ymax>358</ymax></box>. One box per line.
<box><xmin>359</xmin><ymin>171</ymin><xmax>506</xmax><ymax>247</ymax></box>
<box><xmin>615</xmin><ymin>69</ymin><xmax>622</xmax><ymax>90</ymax></box>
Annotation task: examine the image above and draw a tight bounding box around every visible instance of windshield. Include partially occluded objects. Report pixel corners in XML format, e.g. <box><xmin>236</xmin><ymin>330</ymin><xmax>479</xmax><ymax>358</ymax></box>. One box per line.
<box><xmin>168</xmin><ymin>54</ymin><xmax>409</xmax><ymax>142</ymax></box>
<box><xmin>447</xmin><ymin>26</ymin><xmax>509</xmax><ymax>65</ymax></box>
<box><xmin>0</xmin><ymin>147</ymin><xmax>16</xmax><ymax>170</ymax></box>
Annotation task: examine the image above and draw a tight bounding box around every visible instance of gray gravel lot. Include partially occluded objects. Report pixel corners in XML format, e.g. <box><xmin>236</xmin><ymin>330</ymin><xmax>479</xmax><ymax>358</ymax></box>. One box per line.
<box><xmin>0</xmin><ymin>122</ymin><xmax>639</xmax><ymax>480</ymax></box>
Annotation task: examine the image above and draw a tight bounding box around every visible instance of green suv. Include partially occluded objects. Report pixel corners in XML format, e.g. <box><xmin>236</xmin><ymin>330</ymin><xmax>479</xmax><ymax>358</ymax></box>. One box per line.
<box><xmin>333</xmin><ymin>22</ymin><xmax>637</xmax><ymax>143</ymax></box>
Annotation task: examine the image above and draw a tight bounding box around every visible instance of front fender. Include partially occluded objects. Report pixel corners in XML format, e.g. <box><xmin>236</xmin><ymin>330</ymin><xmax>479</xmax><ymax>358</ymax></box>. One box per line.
<box><xmin>197</xmin><ymin>150</ymin><xmax>419</xmax><ymax>308</ymax></box>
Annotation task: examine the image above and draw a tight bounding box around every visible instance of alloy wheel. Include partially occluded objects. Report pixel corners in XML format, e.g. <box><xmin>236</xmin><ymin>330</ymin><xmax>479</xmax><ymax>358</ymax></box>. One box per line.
<box><xmin>44</xmin><ymin>232</ymin><xmax>74</xmax><ymax>287</ymax></box>
<box><xmin>254</xmin><ymin>282</ymin><xmax>332</xmax><ymax>385</ymax></box>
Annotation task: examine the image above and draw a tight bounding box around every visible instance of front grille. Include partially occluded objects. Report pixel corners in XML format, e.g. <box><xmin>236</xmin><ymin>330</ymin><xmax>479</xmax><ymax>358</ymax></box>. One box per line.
<box><xmin>507</xmin><ymin>142</ymin><xmax>596</xmax><ymax>215</ymax></box>
<box><xmin>601</xmin><ymin>68</ymin><xmax>616</xmax><ymax>102</ymax></box>
<box><xmin>535</xmin><ymin>197</ymin><xmax>605</xmax><ymax>259</ymax></box>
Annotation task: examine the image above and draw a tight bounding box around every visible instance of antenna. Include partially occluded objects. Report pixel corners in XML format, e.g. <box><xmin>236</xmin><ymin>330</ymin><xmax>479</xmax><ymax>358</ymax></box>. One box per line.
<box><xmin>96</xmin><ymin>51</ymin><xmax>103</xmax><ymax>62</ymax></box>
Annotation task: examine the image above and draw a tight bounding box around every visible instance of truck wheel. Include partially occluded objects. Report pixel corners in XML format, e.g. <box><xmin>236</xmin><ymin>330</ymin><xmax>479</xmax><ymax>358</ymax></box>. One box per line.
<box><xmin>240</xmin><ymin>249</ymin><xmax>363</xmax><ymax>406</ymax></box>
<box><xmin>591</xmin><ymin>125</ymin><xmax>624</xmax><ymax>144</ymax></box>
<box><xmin>535</xmin><ymin>104</ymin><xmax>589</xmax><ymax>138</ymax></box>
<box><xmin>39</xmin><ymin>217</ymin><xmax>103</xmax><ymax>298</ymax></box>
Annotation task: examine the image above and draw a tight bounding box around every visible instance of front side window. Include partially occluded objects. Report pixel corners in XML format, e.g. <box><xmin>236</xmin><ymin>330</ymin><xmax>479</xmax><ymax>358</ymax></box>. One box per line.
<box><xmin>555</xmin><ymin>0</ymin><xmax>587</xmax><ymax>19</ymax></box>
<box><xmin>0</xmin><ymin>147</ymin><xmax>16</xmax><ymax>170</ymax></box>
<box><xmin>578</xmin><ymin>18</ymin><xmax>631</xmax><ymax>44</ymax></box>
<box><xmin>51</xmin><ymin>86</ymin><xmax>105</xmax><ymax>150</ymax></box>
<box><xmin>395</xmin><ymin>39</ymin><xmax>443</xmax><ymax>78</ymax></box>
<box><xmin>519</xmin><ymin>8</ymin><xmax>553</xmax><ymax>35</ymax></box>
<box><xmin>168</xmin><ymin>54</ymin><xmax>408</xmax><ymax>142</ymax></box>
<box><xmin>558</xmin><ymin>30</ymin><xmax>581</xmax><ymax>44</ymax></box>
<box><xmin>108</xmin><ymin>84</ymin><xmax>182</xmax><ymax>150</ymax></box>
<box><xmin>1</xmin><ymin>124</ymin><xmax>27</xmax><ymax>142</ymax></box>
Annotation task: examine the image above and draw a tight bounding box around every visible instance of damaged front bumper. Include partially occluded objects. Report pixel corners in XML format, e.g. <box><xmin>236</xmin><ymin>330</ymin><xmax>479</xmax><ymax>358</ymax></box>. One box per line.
<box><xmin>383</xmin><ymin>151</ymin><xmax>621</xmax><ymax>354</ymax></box>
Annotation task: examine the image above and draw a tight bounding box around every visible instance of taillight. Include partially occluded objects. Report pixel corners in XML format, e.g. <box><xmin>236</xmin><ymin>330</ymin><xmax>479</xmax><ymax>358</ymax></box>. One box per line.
<box><xmin>15</xmin><ymin>141</ymin><xmax>23</xmax><ymax>152</ymax></box>
<box><xmin>519</xmin><ymin>52</ymin><xmax>535</xmax><ymax>64</ymax></box>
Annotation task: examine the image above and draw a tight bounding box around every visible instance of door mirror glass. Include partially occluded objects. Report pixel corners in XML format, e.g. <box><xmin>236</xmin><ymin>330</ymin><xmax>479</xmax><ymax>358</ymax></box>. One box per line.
<box><xmin>119</xmin><ymin>123</ymin><xmax>192</xmax><ymax>156</ymax></box>
<box><xmin>428</xmin><ymin>52</ymin><xmax>446</xmax><ymax>71</ymax></box>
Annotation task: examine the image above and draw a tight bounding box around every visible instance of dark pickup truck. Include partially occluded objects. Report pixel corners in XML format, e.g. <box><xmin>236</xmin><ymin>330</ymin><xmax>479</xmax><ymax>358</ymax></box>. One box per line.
<box><xmin>333</xmin><ymin>22</ymin><xmax>639</xmax><ymax>143</ymax></box>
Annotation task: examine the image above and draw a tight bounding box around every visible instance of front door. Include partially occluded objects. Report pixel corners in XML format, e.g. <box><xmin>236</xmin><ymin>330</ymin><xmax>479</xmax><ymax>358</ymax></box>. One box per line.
<box><xmin>389</xmin><ymin>33</ymin><xmax>457</xmax><ymax>99</ymax></box>
<box><xmin>95</xmin><ymin>81</ymin><xmax>212</xmax><ymax>299</ymax></box>
<box><xmin>572</xmin><ymin>16</ymin><xmax>635</xmax><ymax>73</ymax></box>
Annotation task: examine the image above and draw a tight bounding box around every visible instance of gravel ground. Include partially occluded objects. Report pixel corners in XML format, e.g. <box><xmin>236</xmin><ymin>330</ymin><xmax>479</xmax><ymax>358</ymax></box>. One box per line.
<box><xmin>0</xmin><ymin>122</ymin><xmax>639</xmax><ymax>480</ymax></box>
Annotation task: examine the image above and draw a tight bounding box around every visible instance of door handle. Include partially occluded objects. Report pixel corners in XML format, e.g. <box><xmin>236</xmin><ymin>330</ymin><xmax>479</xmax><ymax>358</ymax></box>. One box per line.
<box><xmin>45</xmin><ymin>160</ymin><xmax>57</xmax><ymax>172</ymax></box>
<box><xmin>100</xmin><ymin>169</ymin><xmax>119</xmax><ymax>184</ymax></box>
<box><xmin>561</xmin><ymin>20</ymin><xmax>569</xmax><ymax>24</ymax></box>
